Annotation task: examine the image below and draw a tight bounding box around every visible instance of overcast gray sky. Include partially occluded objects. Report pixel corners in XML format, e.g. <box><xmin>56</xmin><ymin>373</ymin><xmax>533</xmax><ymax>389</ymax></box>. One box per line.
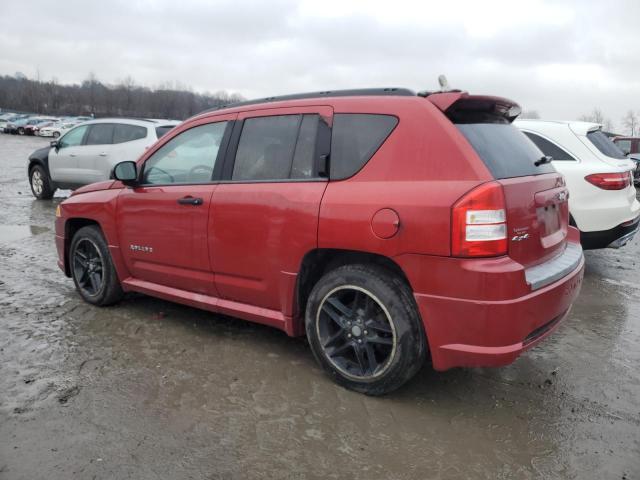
<box><xmin>1</xmin><ymin>0</ymin><xmax>639</xmax><ymax>130</ymax></box>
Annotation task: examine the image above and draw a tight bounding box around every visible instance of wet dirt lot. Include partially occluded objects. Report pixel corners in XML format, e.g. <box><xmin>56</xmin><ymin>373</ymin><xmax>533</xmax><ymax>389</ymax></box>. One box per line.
<box><xmin>0</xmin><ymin>134</ymin><xmax>638</xmax><ymax>480</ymax></box>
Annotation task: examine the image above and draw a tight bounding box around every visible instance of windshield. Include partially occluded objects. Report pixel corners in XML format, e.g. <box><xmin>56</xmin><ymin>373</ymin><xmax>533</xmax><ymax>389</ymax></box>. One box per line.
<box><xmin>587</xmin><ymin>130</ymin><xmax>626</xmax><ymax>159</ymax></box>
<box><xmin>456</xmin><ymin>123</ymin><xmax>556</xmax><ymax>179</ymax></box>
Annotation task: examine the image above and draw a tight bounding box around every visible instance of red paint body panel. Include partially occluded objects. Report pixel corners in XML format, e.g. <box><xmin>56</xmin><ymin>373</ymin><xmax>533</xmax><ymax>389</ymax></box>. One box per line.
<box><xmin>55</xmin><ymin>93</ymin><xmax>585</xmax><ymax>371</ymax></box>
<box><xmin>210</xmin><ymin>181</ymin><xmax>327</xmax><ymax>311</ymax></box>
<box><xmin>117</xmin><ymin>185</ymin><xmax>218</xmax><ymax>295</ymax></box>
<box><xmin>396</xmin><ymin>227</ymin><xmax>583</xmax><ymax>370</ymax></box>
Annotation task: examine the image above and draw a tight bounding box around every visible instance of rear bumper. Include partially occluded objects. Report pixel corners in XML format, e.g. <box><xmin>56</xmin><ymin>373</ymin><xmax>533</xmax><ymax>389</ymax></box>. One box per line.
<box><xmin>396</xmin><ymin>233</ymin><xmax>584</xmax><ymax>371</ymax></box>
<box><xmin>580</xmin><ymin>215</ymin><xmax>639</xmax><ymax>249</ymax></box>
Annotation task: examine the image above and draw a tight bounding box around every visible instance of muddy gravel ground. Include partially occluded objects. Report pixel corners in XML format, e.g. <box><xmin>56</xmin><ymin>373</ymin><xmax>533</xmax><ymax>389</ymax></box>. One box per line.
<box><xmin>0</xmin><ymin>134</ymin><xmax>639</xmax><ymax>480</ymax></box>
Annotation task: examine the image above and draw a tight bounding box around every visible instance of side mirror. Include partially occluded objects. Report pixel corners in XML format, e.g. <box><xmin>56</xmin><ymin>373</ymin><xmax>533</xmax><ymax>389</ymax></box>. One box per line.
<box><xmin>112</xmin><ymin>161</ymin><xmax>138</xmax><ymax>186</ymax></box>
<box><xmin>50</xmin><ymin>140</ymin><xmax>59</xmax><ymax>149</ymax></box>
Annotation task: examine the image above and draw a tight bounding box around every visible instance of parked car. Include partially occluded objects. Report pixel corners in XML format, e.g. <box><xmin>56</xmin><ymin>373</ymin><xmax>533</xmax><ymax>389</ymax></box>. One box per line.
<box><xmin>515</xmin><ymin>120</ymin><xmax>639</xmax><ymax>249</ymax></box>
<box><xmin>39</xmin><ymin>121</ymin><xmax>79</xmax><ymax>138</ymax></box>
<box><xmin>54</xmin><ymin>88</ymin><xmax>584</xmax><ymax>395</ymax></box>
<box><xmin>27</xmin><ymin>118</ymin><xmax>180</xmax><ymax>199</ymax></box>
<box><xmin>612</xmin><ymin>136</ymin><xmax>640</xmax><ymax>155</ymax></box>
<box><xmin>24</xmin><ymin>118</ymin><xmax>59</xmax><ymax>136</ymax></box>
<box><xmin>612</xmin><ymin>136</ymin><xmax>640</xmax><ymax>186</ymax></box>
<box><xmin>3</xmin><ymin>115</ymin><xmax>34</xmax><ymax>134</ymax></box>
<box><xmin>0</xmin><ymin>115</ymin><xmax>21</xmax><ymax>131</ymax></box>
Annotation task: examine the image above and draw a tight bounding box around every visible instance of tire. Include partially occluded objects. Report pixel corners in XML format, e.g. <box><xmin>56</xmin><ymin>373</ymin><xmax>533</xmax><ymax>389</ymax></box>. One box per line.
<box><xmin>305</xmin><ymin>264</ymin><xmax>427</xmax><ymax>395</ymax></box>
<box><xmin>53</xmin><ymin>131</ymin><xmax>60</xmax><ymax>138</ymax></box>
<box><xmin>70</xmin><ymin>226</ymin><xmax>124</xmax><ymax>306</ymax></box>
<box><xmin>29</xmin><ymin>164</ymin><xmax>56</xmax><ymax>200</ymax></box>
<box><xmin>18</xmin><ymin>127</ymin><xmax>25</xmax><ymax>135</ymax></box>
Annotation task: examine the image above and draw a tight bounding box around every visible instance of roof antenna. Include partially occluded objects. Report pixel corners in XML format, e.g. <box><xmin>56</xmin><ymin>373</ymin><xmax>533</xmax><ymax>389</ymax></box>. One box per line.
<box><xmin>438</xmin><ymin>74</ymin><xmax>450</xmax><ymax>91</ymax></box>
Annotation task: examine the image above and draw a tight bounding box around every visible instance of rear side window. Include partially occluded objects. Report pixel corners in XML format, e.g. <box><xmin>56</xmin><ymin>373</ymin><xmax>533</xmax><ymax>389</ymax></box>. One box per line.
<box><xmin>85</xmin><ymin>124</ymin><xmax>114</xmax><ymax>145</ymax></box>
<box><xmin>113</xmin><ymin>124</ymin><xmax>147</xmax><ymax>144</ymax></box>
<box><xmin>457</xmin><ymin>123</ymin><xmax>555</xmax><ymax>179</ymax></box>
<box><xmin>330</xmin><ymin>114</ymin><xmax>398</xmax><ymax>180</ymax></box>
<box><xmin>156</xmin><ymin>125</ymin><xmax>175</xmax><ymax>138</ymax></box>
<box><xmin>587</xmin><ymin>130</ymin><xmax>626</xmax><ymax>159</ymax></box>
<box><xmin>232</xmin><ymin>114</ymin><xmax>319</xmax><ymax>181</ymax></box>
<box><xmin>523</xmin><ymin>132</ymin><xmax>576</xmax><ymax>161</ymax></box>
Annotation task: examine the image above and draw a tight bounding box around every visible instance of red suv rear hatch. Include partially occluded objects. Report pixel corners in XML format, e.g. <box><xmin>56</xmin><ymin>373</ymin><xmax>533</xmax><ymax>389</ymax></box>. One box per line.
<box><xmin>431</xmin><ymin>92</ymin><xmax>569</xmax><ymax>267</ymax></box>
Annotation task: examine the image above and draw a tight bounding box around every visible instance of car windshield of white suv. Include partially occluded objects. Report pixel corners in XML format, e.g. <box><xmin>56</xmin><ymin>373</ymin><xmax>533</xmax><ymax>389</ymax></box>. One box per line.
<box><xmin>587</xmin><ymin>130</ymin><xmax>626</xmax><ymax>159</ymax></box>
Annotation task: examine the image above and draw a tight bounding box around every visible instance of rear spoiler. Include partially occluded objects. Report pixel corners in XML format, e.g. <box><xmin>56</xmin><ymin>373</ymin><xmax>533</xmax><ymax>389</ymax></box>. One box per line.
<box><xmin>424</xmin><ymin>91</ymin><xmax>522</xmax><ymax>123</ymax></box>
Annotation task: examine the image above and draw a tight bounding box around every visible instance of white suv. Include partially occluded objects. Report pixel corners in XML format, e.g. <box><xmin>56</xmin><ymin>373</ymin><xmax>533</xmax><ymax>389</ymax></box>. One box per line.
<box><xmin>515</xmin><ymin>120</ymin><xmax>639</xmax><ymax>249</ymax></box>
<box><xmin>27</xmin><ymin>118</ymin><xmax>179</xmax><ymax>199</ymax></box>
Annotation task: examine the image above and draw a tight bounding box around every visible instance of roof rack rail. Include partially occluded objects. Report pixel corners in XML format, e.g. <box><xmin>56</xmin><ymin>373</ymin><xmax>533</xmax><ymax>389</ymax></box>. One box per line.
<box><xmin>203</xmin><ymin>87</ymin><xmax>416</xmax><ymax>113</ymax></box>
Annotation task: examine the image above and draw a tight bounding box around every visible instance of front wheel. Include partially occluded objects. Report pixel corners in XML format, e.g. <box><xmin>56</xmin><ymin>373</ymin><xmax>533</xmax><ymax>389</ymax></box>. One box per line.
<box><xmin>29</xmin><ymin>165</ymin><xmax>56</xmax><ymax>200</ymax></box>
<box><xmin>70</xmin><ymin>226</ymin><xmax>124</xmax><ymax>306</ymax></box>
<box><xmin>53</xmin><ymin>131</ymin><xmax>60</xmax><ymax>138</ymax></box>
<box><xmin>17</xmin><ymin>127</ymin><xmax>25</xmax><ymax>135</ymax></box>
<box><xmin>305</xmin><ymin>264</ymin><xmax>427</xmax><ymax>395</ymax></box>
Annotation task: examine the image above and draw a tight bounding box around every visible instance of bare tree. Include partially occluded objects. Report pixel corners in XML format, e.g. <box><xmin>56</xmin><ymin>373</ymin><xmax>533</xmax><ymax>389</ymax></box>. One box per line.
<box><xmin>579</xmin><ymin>107</ymin><xmax>615</xmax><ymax>132</ymax></box>
<box><xmin>520</xmin><ymin>110</ymin><xmax>541</xmax><ymax>119</ymax></box>
<box><xmin>621</xmin><ymin>110</ymin><xmax>638</xmax><ymax>136</ymax></box>
<box><xmin>0</xmin><ymin>72</ymin><xmax>243</xmax><ymax>119</ymax></box>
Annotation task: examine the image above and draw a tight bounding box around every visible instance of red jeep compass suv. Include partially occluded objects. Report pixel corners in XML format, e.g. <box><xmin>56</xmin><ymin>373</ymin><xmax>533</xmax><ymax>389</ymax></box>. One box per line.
<box><xmin>55</xmin><ymin>88</ymin><xmax>584</xmax><ymax>395</ymax></box>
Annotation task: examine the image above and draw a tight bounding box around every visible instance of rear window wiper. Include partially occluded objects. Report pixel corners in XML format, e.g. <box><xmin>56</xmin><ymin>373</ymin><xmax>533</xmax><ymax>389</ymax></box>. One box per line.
<box><xmin>534</xmin><ymin>155</ymin><xmax>553</xmax><ymax>166</ymax></box>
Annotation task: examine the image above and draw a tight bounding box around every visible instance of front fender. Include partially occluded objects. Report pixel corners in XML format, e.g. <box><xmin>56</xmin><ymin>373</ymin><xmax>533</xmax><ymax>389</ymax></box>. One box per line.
<box><xmin>57</xmin><ymin>188</ymin><xmax>131</xmax><ymax>282</ymax></box>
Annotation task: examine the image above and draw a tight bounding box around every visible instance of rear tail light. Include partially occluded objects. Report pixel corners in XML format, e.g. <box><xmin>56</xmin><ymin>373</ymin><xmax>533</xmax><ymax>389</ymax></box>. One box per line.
<box><xmin>585</xmin><ymin>171</ymin><xmax>631</xmax><ymax>190</ymax></box>
<box><xmin>452</xmin><ymin>181</ymin><xmax>508</xmax><ymax>257</ymax></box>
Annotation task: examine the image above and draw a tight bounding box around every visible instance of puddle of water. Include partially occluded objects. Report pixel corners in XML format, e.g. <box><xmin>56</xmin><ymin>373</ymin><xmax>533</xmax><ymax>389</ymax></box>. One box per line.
<box><xmin>0</xmin><ymin>225</ymin><xmax>50</xmax><ymax>243</ymax></box>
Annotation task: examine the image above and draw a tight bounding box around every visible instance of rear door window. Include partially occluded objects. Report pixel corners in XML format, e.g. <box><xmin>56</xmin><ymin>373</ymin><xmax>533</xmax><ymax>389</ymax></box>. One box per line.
<box><xmin>523</xmin><ymin>132</ymin><xmax>576</xmax><ymax>161</ymax></box>
<box><xmin>113</xmin><ymin>124</ymin><xmax>147</xmax><ymax>143</ymax></box>
<box><xmin>587</xmin><ymin>130</ymin><xmax>626</xmax><ymax>159</ymax></box>
<box><xmin>330</xmin><ymin>114</ymin><xmax>398</xmax><ymax>180</ymax></box>
<box><xmin>85</xmin><ymin>124</ymin><xmax>115</xmax><ymax>145</ymax></box>
<box><xmin>456</xmin><ymin>123</ymin><xmax>555</xmax><ymax>179</ymax></box>
<box><xmin>232</xmin><ymin>114</ymin><xmax>321</xmax><ymax>181</ymax></box>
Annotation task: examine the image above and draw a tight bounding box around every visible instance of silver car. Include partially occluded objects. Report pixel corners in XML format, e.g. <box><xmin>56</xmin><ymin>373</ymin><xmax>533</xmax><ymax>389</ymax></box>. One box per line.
<box><xmin>27</xmin><ymin>118</ymin><xmax>180</xmax><ymax>199</ymax></box>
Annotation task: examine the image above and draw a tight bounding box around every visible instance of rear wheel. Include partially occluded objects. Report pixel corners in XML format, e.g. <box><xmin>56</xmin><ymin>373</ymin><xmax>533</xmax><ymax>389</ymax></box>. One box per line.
<box><xmin>70</xmin><ymin>226</ymin><xmax>123</xmax><ymax>306</ymax></box>
<box><xmin>53</xmin><ymin>131</ymin><xmax>60</xmax><ymax>138</ymax></box>
<box><xmin>29</xmin><ymin>165</ymin><xmax>55</xmax><ymax>200</ymax></box>
<box><xmin>17</xmin><ymin>127</ymin><xmax>25</xmax><ymax>135</ymax></box>
<box><xmin>305</xmin><ymin>264</ymin><xmax>426</xmax><ymax>395</ymax></box>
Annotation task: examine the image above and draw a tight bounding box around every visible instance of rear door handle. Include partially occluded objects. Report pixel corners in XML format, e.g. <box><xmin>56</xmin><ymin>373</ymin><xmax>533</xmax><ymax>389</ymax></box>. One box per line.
<box><xmin>70</xmin><ymin>153</ymin><xmax>77</xmax><ymax>157</ymax></box>
<box><xmin>99</xmin><ymin>152</ymin><xmax>108</xmax><ymax>157</ymax></box>
<box><xmin>177</xmin><ymin>196</ymin><xmax>203</xmax><ymax>206</ymax></box>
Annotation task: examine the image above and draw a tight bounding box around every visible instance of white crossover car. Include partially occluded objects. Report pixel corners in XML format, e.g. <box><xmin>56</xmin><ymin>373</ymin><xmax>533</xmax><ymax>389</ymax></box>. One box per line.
<box><xmin>39</xmin><ymin>121</ymin><xmax>79</xmax><ymax>138</ymax></box>
<box><xmin>515</xmin><ymin>120</ymin><xmax>639</xmax><ymax>249</ymax></box>
<box><xmin>27</xmin><ymin>118</ymin><xmax>180</xmax><ymax>199</ymax></box>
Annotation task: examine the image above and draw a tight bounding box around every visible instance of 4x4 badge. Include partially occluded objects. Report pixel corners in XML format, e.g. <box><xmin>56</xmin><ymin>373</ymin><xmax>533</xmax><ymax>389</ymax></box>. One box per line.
<box><xmin>512</xmin><ymin>233</ymin><xmax>529</xmax><ymax>242</ymax></box>
<box><xmin>556</xmin><ymin>191</ymin><xmax>568</xmax><ymax>202</ymax></box>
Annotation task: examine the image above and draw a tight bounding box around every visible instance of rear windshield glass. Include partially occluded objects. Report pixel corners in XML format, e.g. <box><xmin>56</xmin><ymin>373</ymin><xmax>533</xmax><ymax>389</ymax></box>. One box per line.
<box><xmin>587</xmin><ymin>130</ymin><xmax>626</xmax><ymax>159</ymax></box>
<box><xmin>156</xmin><ymin>125</ymin><xmax>175</xmax><ymax>138</ymax></box>
<box><xmin>456</xmin><ymin>123</ymin><xmax>556</xmax><ymax>179</ymax></box>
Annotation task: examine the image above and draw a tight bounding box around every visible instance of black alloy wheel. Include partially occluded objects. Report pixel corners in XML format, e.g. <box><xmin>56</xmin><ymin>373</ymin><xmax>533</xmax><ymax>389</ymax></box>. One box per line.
<box><xmin>316</xmin><ymin>285</ymin><xmax>396</xmax><ymax>379</ymax></box>
<box><xmin>72</xmin><ymin>238</ymin><xmax>105</xmax><ymax>297</ymax></box>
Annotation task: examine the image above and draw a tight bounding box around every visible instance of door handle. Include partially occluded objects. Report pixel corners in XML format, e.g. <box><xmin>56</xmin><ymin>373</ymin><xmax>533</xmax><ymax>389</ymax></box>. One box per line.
<box><xmin>99</xmin><ymin>152</ymin><xmax>108</xmax><ymax>157</ymax></box>
<box><xmin>177</xmin><ymin>196</ymin><xmax>203</xmax><ymax>206</ymax></box>
<box><xmin>70</xmin><ymin>153</ymin><xmax>77</xmax><ymax>157</ymax></box>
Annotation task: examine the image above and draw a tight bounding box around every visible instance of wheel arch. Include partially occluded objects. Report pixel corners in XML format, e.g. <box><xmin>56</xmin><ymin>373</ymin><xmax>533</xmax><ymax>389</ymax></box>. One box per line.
<box><xmin>63</xmin><ymin>218</ymin><xmax>104</xmax><ymax>276</ymax></box>
<box><xmin>292</xmin><ymin>248</ymin><xmax>414</xmax><ymax>335</ymax></box>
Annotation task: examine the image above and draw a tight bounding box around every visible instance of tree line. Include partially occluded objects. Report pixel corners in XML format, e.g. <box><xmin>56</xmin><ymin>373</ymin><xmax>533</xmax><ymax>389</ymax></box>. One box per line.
<box><xmin>0</xmin><ymin>73</ymin><xmax>244</xmax><ymax>120</ymax></box>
